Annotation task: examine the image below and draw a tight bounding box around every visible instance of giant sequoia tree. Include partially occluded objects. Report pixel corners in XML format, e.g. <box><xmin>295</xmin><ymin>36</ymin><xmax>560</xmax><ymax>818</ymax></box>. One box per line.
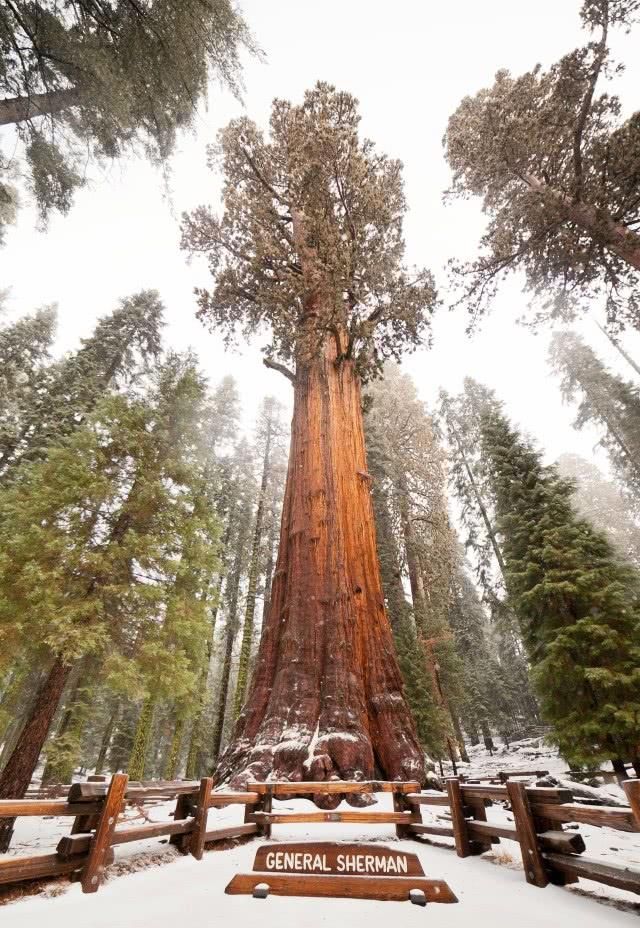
<box><xmin>182</xmin><ymin>83</ymin><xmax>435</xmax><ymax>788</ymax></box>
<box><xmin>444</xmin><ymin>0</ymin><xmax>640</xmax><ymax>328</ymax></box>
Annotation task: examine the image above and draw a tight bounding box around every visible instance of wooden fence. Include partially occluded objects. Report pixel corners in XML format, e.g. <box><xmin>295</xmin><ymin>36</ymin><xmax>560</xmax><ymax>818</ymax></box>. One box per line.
<box><xmin>0</xmin><ymin>775</ymin><xmax>639</xmax><ymax>899</ymax></box>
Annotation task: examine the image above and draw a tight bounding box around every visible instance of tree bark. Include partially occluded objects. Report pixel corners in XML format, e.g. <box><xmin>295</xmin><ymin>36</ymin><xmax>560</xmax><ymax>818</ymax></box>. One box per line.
<box><xmin>524</xmin><ymin>173</ymin><xmax>640</xmax><ymax>272</ymax></box>
<box><xmin>0</xmin><ymin>656</ymin><xmax>72</xmax><ymax>851</ymax></box>
<box><xmin>611</xmin><ymin>756</ymin><xmax>629</xmax><ymax>783</ymax></box>
<box><xmin>163</xmin><ymin>715</ymin><xmax>185</xmax><ymax>780</ymax></box>
<box><xmin>0</xmin><ymin>88</ymin><xmax>81</xmax><ymax>126</ymax></box>
<box><xmin>210</xmin><ymin>510</ymin><xmax>251</xmax><ymax>763</ymax></box>
<box><xmin>216</xmin><ymin>332</ymin><xmax>425</xmax><ymax>790</ymax></box>
<box><xmin>128</xmin><ymin>695</ymin><xmax>156</xmax><ymax>780</ymax></box>
<box><xmin>94</xmin><ymin>702</ymin><xmax>120</xmax><ymax>775</ymax></box>
<box><xmin>233</xmin><ymin>417</ymin><xmax>273</xmax><ymax>718</ymax></box>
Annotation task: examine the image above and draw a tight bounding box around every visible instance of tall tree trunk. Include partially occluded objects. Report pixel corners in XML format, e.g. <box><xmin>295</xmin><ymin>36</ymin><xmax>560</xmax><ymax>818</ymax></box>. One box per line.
<box><xmin>0</xmin><ymin>656</ymin><xmax>72</xmax><ymax>851</ymax></box>
<box><xmin>128</xmin><ymin>695</ymin><xmax>156</xmax><ymax>780</ymax></box>
<box><xmin>216</xmin><ymin>333</ymin><xmax>425</xmax><ymax>789</ymax></box>
<box><xmin>210</xmin><ymin>512</ymin><xmax>251</xmax><ymax>763</ymax></box>
<box><xmin>595</xmin><ymin>321</ymin><xmax>640</xmax><ymax>378</ymax></box>
<box><xmin>611</xmin><ymin>757</ymin><xmax>629</xmax><ymax>783</ymax></box>
<box><xmin>94</xmin><ymin>702</ymin><xmax>120</xmax><ymax>775</ymax></box>
<box><xmin>523</xmin><ymin>173</ymin><xmax>640</xmax><ymax>271</ymax></box>
<box><xmin>449</xmin><ymin>419</ymin><xmax>507</xmax><ymax>577</ymax></box>
<box><xmin>163</xmin><ymin>714</ymin><xmax>185</xmax><ymax>780</ymax></box>
<box><xmin>233</xmin><ymin>419</ymin><xmax>273</xmax><ymax>718</ymax></box>
<box><xmin>398</xmin><ymin>486</ymin><xmax>458</xmax><ymax>765</ymax></box>
<box><xmin>0</xmin><ymin>88</ymin><xmax>81</xmax><ymax>127</ymax></box>
<box><xmin>450</xmin><ymin>711</ymin><xmax>470</xmax><ymax>764</ymax></box>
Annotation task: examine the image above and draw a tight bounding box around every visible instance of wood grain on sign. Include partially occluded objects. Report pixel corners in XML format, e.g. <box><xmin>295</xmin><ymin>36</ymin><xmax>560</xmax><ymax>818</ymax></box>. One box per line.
<box><xmin>226</xmin><ymin>873</ymin><xmax>458</xmax><ymax>903</ymax></box>
<box><xmin>253</xmin><ymin>843</ymin><xmax>425</xmax><ymax>876</ymax></box>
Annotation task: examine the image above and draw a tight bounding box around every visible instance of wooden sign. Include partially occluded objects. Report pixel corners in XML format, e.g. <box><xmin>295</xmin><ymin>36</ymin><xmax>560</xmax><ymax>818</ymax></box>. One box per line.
<box><xmin>225</xmin><ymin>842</ymin><xmax>458</xmax><ymax>904</ymax></box>
<box><xmin>254</xmin><ymin>842</ymin><xmax>425</xmax><ymax>876</ymax></box>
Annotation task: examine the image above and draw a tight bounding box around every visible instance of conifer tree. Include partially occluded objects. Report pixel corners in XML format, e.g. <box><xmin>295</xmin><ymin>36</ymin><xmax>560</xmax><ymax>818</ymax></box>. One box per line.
<box><xmin>210</xmin><ymin>439</ymin><xmax>255</xmax><ymax>763</ymax></box>
<box><xmin>0</xmin><ymin>305</ymin><xmax>56</xmax><ymax>468</ymax></box>
<box><xmin>0</xmin><ymin>1</ymin><xmax>254</xmax><ymax>230</ymax></box>
<box><xmin>365</xmin><ymin>366</ymin><xmax>465</xmax><ymax>762</ymax></box>
<box><xmin>0</xmin><ymin>353</ymin><xmax>218</xmax><ymax>844</ymax></box>
<box><xmin>444</xmin><ymin>0</ymin><xmax>640</xmax><ymax>328</ymax></box>
<box><xmin>476</xmin><ymin>391</ymin><xmax>640</xmax><ymax>776</ymax></box>
<box><xmin>550</xmin><ymin>330</ymin><xmax>640</xmax><ymax>502</ymax></box>
<box><xmin>438</xmin><ymin>387</ymin><xmax>539</xmax><ymax>729</ymax></box>
<box><xmin>558</xmin><ymin>452</ymin><xmax>640</xmax><ymax>566</ymax></box>
<box><xmin>183</xmin><ymin>82</ymin><xmax>435</xmax><ymax>786</ymax></box>
<box><xmin>0</xmin><ymin>291</ymin><xmax>163</xmax><ymax>480</ymax></box>
<box><xmin>232</xmin><ymin>397</ymin><xmax>286</xmax><ymax>718</ymax></box>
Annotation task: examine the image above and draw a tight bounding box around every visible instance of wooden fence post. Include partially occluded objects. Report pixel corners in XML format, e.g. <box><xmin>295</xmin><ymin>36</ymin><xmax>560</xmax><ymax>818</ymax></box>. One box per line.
<box><xmin>507</xmin><ymin>781</ymin><xmax>548</xmax><ymax>888</ymax></box>
<box><xmin>190</xmin><ymin>778</ymin><xmax>213</xmax><ymax>860</ymax></box>
<box><xmin>80</xmin><ymin>773</ymin><xmax>128</xmax><ymax>894</ymax></box>
<box><xmin>623</xmin><ymin>780</ymin><xmax>640</xmax><ymax>830</ymax></box>
<box><xmin>170</xmin><ymin>792</ymin><xmax>195</xmax><ymax>854</ymax></box>
<box><xmin>261</xmin><ymin>786</ymin><xmax>273</xmax><ymax>839</ymax></box>
<box><xmin>446</xmin><ymin>779</ymin><xmax>471</xmax><ymax>858</ymax></box>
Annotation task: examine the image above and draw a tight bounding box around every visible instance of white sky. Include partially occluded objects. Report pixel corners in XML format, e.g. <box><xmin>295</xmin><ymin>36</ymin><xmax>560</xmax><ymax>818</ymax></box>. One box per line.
<box><xmin>2</xmin><ymin>0</ymin><xmax>640</xmax><ymax>471</ymax></box>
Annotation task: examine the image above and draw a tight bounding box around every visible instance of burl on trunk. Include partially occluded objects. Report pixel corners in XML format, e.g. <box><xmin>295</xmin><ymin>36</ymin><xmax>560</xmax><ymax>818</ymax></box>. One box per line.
<box><xmin>216</xmin><ymin>329</ymin><xmax>425</xmax><ymax>792</ymax></box>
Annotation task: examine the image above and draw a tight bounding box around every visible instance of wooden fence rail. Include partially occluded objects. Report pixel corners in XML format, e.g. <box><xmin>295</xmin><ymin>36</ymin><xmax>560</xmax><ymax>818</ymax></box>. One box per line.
<box><xmin>0</xmin><ymin>776</ymin><xmax>639</xmax><ymax>900</ymax></box>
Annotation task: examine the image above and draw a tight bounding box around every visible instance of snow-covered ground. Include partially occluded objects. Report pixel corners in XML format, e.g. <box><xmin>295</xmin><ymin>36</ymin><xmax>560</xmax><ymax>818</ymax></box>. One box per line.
<box><xmin>2</xmin><ymin>741</ymin><xmax>639</xmax><ymax>925</ymax></box>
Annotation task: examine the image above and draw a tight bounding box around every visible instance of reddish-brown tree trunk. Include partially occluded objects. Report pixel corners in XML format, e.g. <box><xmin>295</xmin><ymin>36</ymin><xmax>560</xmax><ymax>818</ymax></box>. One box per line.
<box><xmin>0</xmin><ymin>656</ymin><xmax>72</xmax><ymax>851</ymax></box>
<box><xmin>524</xmin><ymin>173</ymin><xmax>640</xmax><ymax>271</ymax></box>
<box><xmin>0</xmin><ymin>87</ymin><xmax>80</xmax><ymax>126</ymax></box>
<box><xmin>216</xmin><ymin>334</ymin><xmax>425</xmax><ymax>792</ymax></box>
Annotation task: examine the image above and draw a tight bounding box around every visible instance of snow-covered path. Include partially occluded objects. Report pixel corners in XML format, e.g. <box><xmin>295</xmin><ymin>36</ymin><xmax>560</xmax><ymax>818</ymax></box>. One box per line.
<box><xmin>2</xmin><ymin>802</ymin><xmax>638</xmax><ymax>928</ymax></box>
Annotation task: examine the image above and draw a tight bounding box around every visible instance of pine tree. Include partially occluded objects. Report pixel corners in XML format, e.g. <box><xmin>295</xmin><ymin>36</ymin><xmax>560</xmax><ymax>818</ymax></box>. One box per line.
<box><xmin>477</xmin><ymin>392</ymin><xmax>640</xmax><ymax>776</ymax></box>
<box><xmin>210</xmin><ymin>439</ymin><xmax>255</xmax><ymax>764</ymax></box>
<box><xmin>444</xmin><ymin>0</ymin><xmax>640</xmax><ymax>328</ymax></box>
<box><xmin>550</xmin><ymin>330</ymin><xmax>640</xmax><ymax>502</ymax></box>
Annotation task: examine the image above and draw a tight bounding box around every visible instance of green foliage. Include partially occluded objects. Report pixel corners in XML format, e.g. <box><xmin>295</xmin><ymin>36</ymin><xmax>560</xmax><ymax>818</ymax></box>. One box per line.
<box><xmin>477</xmin><ymin>392</ymin><xmax>640</xmax><ymax>766</ymax></box>
<box><xmin>550</xmin><ymin>330</ymin><xmax>640</xmax><ymax>503</ymax></box>
<box><xmin>0</xmin><ymin>1</ymin><xmax>255</xmax><ymax>229</ymax></box>
<box><xmin>182</xmin><ymin>83</ymin><xmax>436</xmax><ymax>382</ymax></box>
<box><xmin>0</xmin><ymin>291</ymin><xmax>163</xmax><ymax>481</ymax></box>
<box><xmin>444</xmin><ymin>1</ymin><xmax>640</xmax><ymax>328</ymax></box>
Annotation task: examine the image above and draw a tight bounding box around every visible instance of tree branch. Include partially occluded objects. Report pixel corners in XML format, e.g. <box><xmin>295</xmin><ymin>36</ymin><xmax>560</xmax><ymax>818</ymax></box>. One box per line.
<box><xmin>573</xmin><ymin>11</ymin><xmax>609</xmax><ymax>200</ymax></box>
<box><xmin>263</xmin><ymin>358</ymin><xmax>295</xmax><ymax>383</ymax></box>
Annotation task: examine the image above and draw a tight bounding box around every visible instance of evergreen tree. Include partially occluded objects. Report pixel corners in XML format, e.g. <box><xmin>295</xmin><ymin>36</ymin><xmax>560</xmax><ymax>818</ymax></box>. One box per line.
<box><xmin>0</xmin><ymin>305</ymin><xmax>56</xmax><ymax>468</ymax></box>
<box><xmin>476</xmin><ymin>390</ymin><xmax>640</xmax><ymax>776</ymax></box>
<box><xmin>210</xmin><ymin>439</ymin><xmax>255</xmax><ymax>764</ymax></box>
<box><xmin>558</xmin><ymin>452</ymin><xmax>640</xmax><ymax>567</ymax></box>
<box><xmin>365</xmin><ymin>366</ymin><xmax>464</xmax><ymax>762</ymax></box>
<box><xmin>550</xmin><ymin>330</ymin><xmax>640</xmax><ymax>502</ymax></box>
<box><xmin>0</xmin><ymin>1</ymin><xmax>254</xmax><ymax>230</ymax></box>
<box><xmin>0</xmin><ymin>352</ymin><xmax>219</xmax><ymax>844</ymax></box>
<box><xmin>232</xmin><ymin>397</ymin><xmax>286</xmax><ymax>719</ymax></box>
<box><xmin>438</xmin><ymin>386</ymin><xmax>539</xmax><ymax>729</ymax></box>
<box><xmin>444</xmin><ymin>0</ymin><xmax>640</xmax><ymax>328</ymax></box>
<box><xmin>183</xmin><ymin>82</ymin><xmax>435</xmax><ymax>786</ymax></box>
<box><xmin>0</xmin><ymin>291</ymin><xmax>163</xmax><ymax>480</ymax></box>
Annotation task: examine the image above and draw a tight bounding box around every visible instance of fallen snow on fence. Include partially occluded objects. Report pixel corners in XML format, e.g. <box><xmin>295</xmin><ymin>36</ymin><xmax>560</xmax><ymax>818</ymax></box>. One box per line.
<box><xmin>1</xmin><ymin>791</ymin><xmax>639</xmax><ymax>925</ymax></box>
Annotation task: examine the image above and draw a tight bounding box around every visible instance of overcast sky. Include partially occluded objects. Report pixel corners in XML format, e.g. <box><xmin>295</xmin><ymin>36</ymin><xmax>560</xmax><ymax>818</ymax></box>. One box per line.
<box><xmin>2</xmin><ymin>0</ymin><xmax>640</xmax><ymax>474</ymax></box>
